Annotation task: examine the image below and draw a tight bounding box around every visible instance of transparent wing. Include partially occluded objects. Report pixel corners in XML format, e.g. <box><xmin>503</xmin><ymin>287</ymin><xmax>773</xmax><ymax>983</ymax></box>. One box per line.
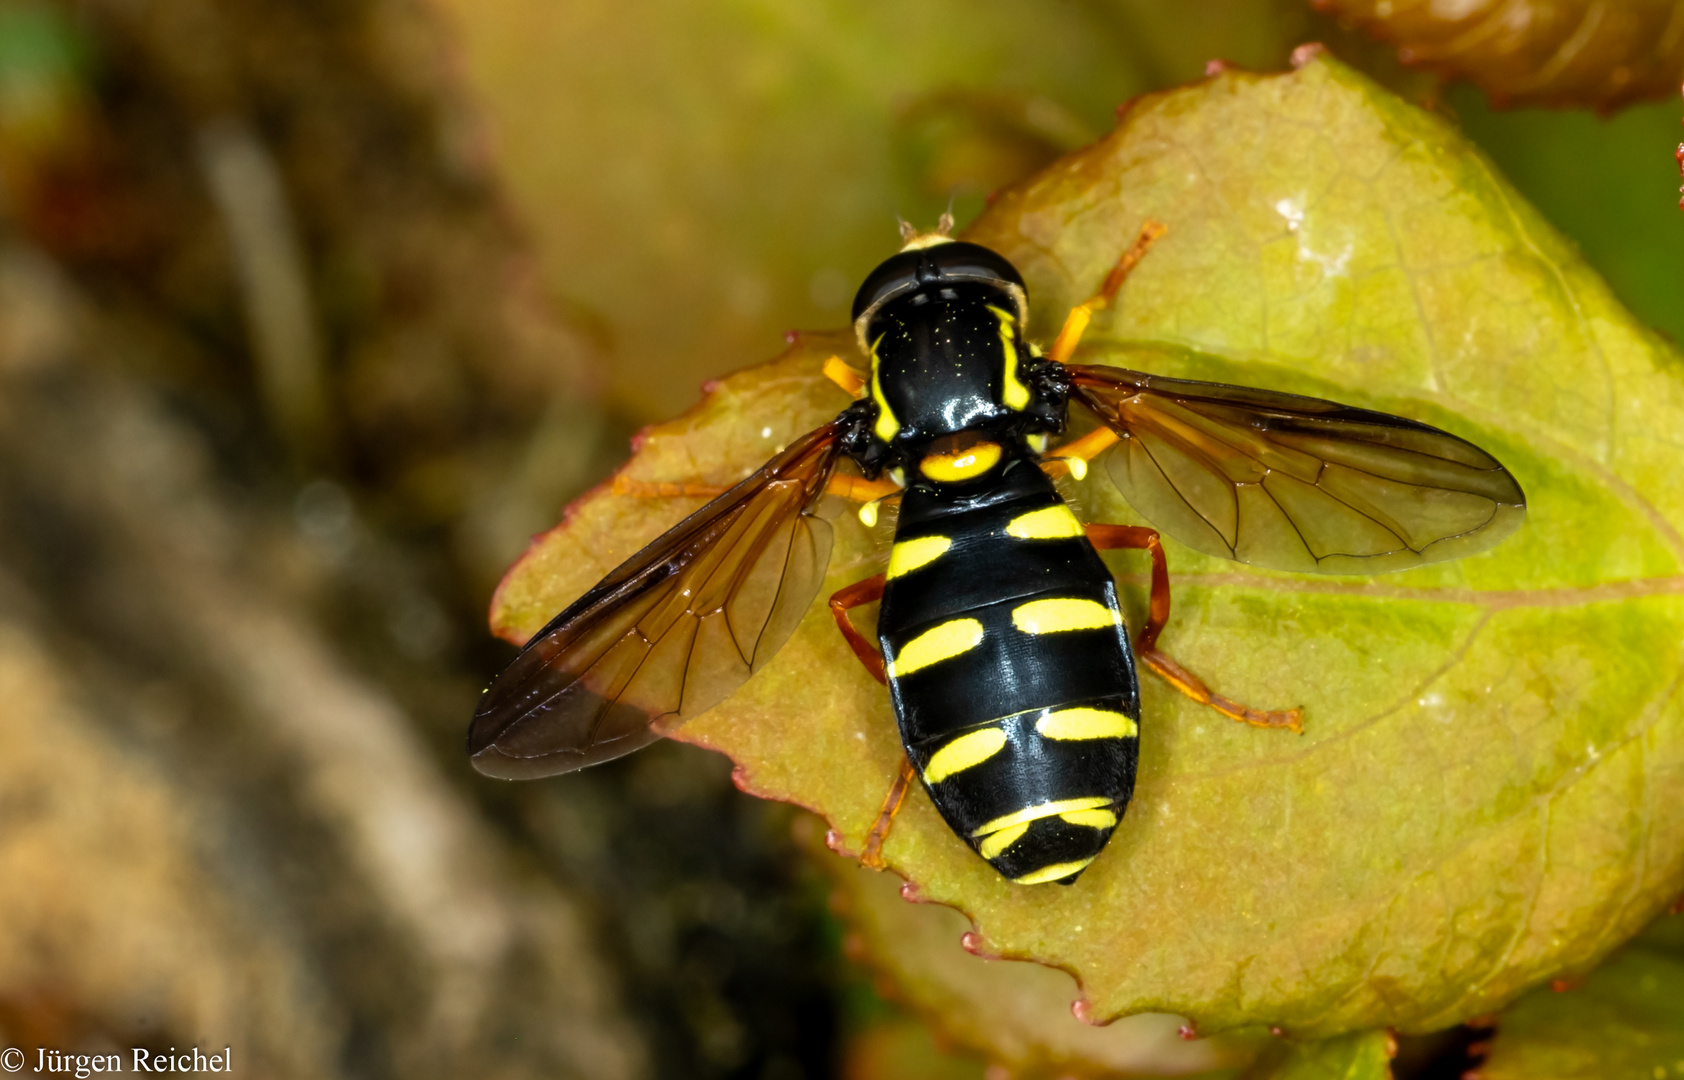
<box><xmin>1067</xmin><ymin>364</ymin><xmax>1526</xmax><ymax>574</ymax></box>
<box><xmin>469</xmin><ymin>424</ymin><xmax>843</xmax><ymax>779</ymax></box>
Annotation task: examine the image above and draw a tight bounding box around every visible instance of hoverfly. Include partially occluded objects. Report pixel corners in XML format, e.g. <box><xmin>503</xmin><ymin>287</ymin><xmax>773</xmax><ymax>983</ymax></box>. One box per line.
<box><xmin>468</xmin><ymin>219</ymin><xmax>1525</xmax><ymax>886</ymax></box>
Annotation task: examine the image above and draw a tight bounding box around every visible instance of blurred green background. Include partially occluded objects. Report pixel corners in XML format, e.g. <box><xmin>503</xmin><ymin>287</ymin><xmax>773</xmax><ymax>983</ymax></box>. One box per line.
<box><xmin>0</xmin><ymin>1</ymin><xmax>1679</xmax><ymax>1078</ymax></box>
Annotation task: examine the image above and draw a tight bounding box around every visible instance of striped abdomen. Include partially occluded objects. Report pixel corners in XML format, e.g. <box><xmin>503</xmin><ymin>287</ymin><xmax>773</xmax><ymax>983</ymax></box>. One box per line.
<box><xmin>877</xmin><ymin>462</ymin><xmax>1140</xmax><ymax>885</ymax></box>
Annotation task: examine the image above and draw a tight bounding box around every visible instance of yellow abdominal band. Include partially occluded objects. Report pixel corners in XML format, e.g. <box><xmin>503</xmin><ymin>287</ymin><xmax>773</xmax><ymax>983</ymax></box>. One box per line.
<box><xmin>887</xmin><ymin>618</ymin><xmax>985</xmax><ymax>678</ymax></box>
<box><xmin>923</xmin><ymin>727</ymin><xmax>1007</xmax><ymax>784</ymax></box>
<box><xmin>970</xmin><ymin>795</ymin><xmax>1120</xmax><ymax>882</ymax></box>
<box><xmin>887</xmin><ymin>535</ymin><xmax>951</xmax><ymax>579</ymax></box>
<box><xmin>1011</xmin><ymin>597</ymin><xmax>1119</xmax><ymax>635</ymax></box>
<box><xmin>1005</xmin><ymin>505</ymin><xmax>1084</xmax><ymax>540</ymax></box>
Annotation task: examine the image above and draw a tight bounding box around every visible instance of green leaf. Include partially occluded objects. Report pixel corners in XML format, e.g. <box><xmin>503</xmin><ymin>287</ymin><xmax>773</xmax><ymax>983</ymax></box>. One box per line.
<box><xmin>1240</xmin><ymin>1031</ymin><xmax>1394</xmax><ymax>1080</ymax></box>
<box><xmin>823</xmin><ymin>839</ymin><xmax>1263</xmax><ymax>1077</ymax></box>
<box><xmin>1478</xmin><ymin>914</ymin><xmax>1684</xmax><ymax>1080</ymax></box>
<box><xmin>492</xmin><ymin>54</ymin><xmax>1684</xmax><ymax>1036</ymax></box>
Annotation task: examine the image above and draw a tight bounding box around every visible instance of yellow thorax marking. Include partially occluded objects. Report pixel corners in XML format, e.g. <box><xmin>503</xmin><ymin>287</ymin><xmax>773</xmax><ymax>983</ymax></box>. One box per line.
<box><xmin>1012</xmin><ymin>857</ymin><xmax>1096</xmax><ymax>885</ymax></box>
<box><xmin>889</xmin><ymin>618</ymin><xmax>984</xmax><ymax>678</ymax></box>
<box><xmin>977</xmin><ymin>822</ymin><xmax>1028</xmax><ymax>860</ymax></box>
<box><xmin>869</xmin><ymin>334</ymin><xmax>900</xmax><ymax>443</ymax></box>
<box><xmin>1011</xmin><ymin>597</ymin><xmax>1119</xmax><ymax>635</ymax></box>
<box><xmin>1036</xmin><ymin>706</ymin><xmax>1138</xmax><ymax>740</ymax></box>
<box><xmin>987</xmin><ymin>304</ymin><xmax>1030</xmax><ymax>411</ymax></box>
<box><xmin>1059</xmin><ymin>808</ymin><xmax>1118</xmax><ymax>830</ymax></box>
<box><xmin>971</xmin><ymin>796</ymin><xmax>1111</xmax><ymax>838</ymax></box>
<box><xmin>923</xmin><ymin>727</ymin><xmax>1008</xmax><ymax>784</ymax></box>
<box><xmin>1005</xmin><ymin>505</ymin><xmax>1084</xmax><ymax>541</ymax></box>
<box><xmin>918</xmin><ymin>440</ymin><xmax>1002</xmax><ymax>483</ymax></box>
<box><xmin>887</xmin><ymin>535</ymin><xmax>952</xmax><ymax>579</ymax></box>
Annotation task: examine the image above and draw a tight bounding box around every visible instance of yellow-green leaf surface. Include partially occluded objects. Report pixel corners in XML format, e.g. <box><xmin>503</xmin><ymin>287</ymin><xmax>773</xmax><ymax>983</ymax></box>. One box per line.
<box><xmin>1478</xmin><ymin>914</ymin><xmax>1684</xmax><ymax>1080</ymax></box>
<box><xmin>491</xmin><ymin>54</ymin><xmax>1684</xmax><ymax>1035</ymax></box>
<box><xmin>823</xmin><ymin>841</ymin><xmax>1262</xmax><ymax>1078</ymax></box>
<box><xmin>1240</xmin><ymin>1031</ymin><xmax>1394</xmax><ymax>1080</ymax></box>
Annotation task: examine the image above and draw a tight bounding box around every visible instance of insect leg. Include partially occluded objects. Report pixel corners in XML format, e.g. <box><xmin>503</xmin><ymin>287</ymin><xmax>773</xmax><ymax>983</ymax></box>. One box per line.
<box><xmin>829</xmin><ymin>572</ymin><xmax>913</xmax><ymax>868</ymax></box>
<box><xmin>1042</xmin><ymin>425</ymin><xmax>1119</xmax><ymax>481</ymax></box>
<box><xmin>823</xmin><ymin>354</ymin><xmax>867</xmax><ymax>396</ymax></box>
<box><xmin>825</xmin><ymin>474</ymin><xmax>901</xmax><ymax>504</ymax></box>
<box><xmin>1047</xmin><ymin>220</ymin><xmax>1168</xmax><ymax>367</ymax></box>
<box><xmin>861</xmin><ymin>756</ymin><xmax>917</xmax><ymax>870</ymax></box>
<box><xmin>828</xmin><ymin>573</ymin><xmax>887</xmax><ymax>684</ymax></box>
<box><xmin>1086</xmin><ymin>523</ymin><xmax>1304</xmax><ymax>733</ymax></box>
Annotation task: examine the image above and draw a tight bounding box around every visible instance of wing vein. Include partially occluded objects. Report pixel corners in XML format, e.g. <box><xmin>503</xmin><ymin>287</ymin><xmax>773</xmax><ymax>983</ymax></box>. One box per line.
<box><xmin>468</xmin><ymin>423</ymin><xmax>843</xmax><ymax>778</ymax></box>
<box><xmin>1134</xmin><ymin>431</ymin><xmax>1239</xmax><ymax>557</ymax></box>
<box><xmin>1069</xmin><ymin>360</ymin><xmax>1525</xmax><ymax>573</ymax></box>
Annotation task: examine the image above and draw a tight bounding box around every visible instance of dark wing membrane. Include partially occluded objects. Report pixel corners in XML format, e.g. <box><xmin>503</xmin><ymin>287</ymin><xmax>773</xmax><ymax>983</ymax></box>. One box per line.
<box><xmin>469</xmin><ymin>424</ymin><xmax>843</xmax><ymax>779</ymax></box>
<box><xmin>1067</xmin><ymin>365</ymin><xmax>1526</xmax><ymax>574</ymax></box>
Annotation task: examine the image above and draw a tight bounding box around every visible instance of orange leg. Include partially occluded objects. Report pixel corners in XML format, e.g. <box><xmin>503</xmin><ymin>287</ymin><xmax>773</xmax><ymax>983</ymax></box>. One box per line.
<box><xmin>829</xmin><ymin>573</ymin><xmax>887</xmax><ymax>685</ymax></box>
<box><xmin>1086</xmin><ymin>523</ymin><xmax>1302</xmax><ymax>733</ymax></box>
<box><xmin>1047</xmin><ymin>220</ymin><xmax>1168</xmax><ymax>367</ymax></box>
<box><xmin>1041</xmin><ymin>425</ymin><xmax>1119</xmax><ymax>481</ymax></box>
<box><xmin>823</xmin><ymin>354</ymin><xmax>867</xmax><ymax>397</ymax></box>
<box><xmin>861</xmin><ymin>758</ymin><xmax>916</xmax><ymax>869</ymax></box>
<box><xmin>828</xmin><ymin>474</ymin><xmax>902</xmax><ymax>504</ymax></box>
<box><xmin>829</xmin><ymin>573</ymin><xmax>914</xmax><ymax>867</ymax></box>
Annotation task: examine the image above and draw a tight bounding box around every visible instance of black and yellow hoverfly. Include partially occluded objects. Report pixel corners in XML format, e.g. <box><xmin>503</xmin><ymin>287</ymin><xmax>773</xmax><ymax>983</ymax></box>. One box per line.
<box><xmin>467</xmin><ymin>220</ymin><xmax>1525</xmax><ymax>886</ymax></box>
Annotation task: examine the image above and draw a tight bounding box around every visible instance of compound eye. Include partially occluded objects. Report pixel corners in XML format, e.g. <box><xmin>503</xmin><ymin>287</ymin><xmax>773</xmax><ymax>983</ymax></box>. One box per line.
<box><xmin>851</xmin><ymin>241</ymin><xmax>1027</xmax><ymax>322</ymax></box>
<box><xmin>921</xmin><ymin>242</ymin><xmax>1026</xmax><ymax>292</ymax></box>
<box><xmin>852</xmin><ymin>256</ymin><xmax>919</xmax><ymax>322</ymax></box>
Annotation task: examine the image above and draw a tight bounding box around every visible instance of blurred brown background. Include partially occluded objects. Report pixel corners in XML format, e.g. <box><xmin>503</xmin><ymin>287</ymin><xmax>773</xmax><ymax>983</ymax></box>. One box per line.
<box><xmin>0</xmin><ymin>1</ymin><xmax>1680</xmax><ymax>1078</ymax></box>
